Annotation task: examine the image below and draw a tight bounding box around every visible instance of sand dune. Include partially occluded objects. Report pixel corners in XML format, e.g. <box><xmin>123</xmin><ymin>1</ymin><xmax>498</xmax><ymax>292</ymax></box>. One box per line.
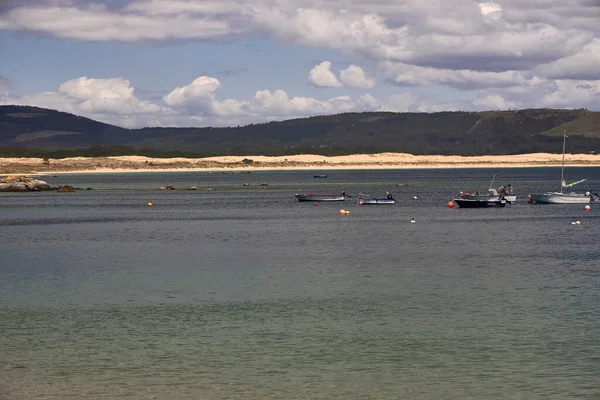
<box><xmin>1</xmin><ymin>152</ymin><xmax>600</xmax><ymax>174</ymax></box>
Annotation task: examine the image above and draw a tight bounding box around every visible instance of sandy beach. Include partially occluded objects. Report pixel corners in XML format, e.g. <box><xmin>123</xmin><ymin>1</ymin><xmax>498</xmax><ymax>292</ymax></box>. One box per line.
<box><xmin>1</xmin><ymin>152</ymin><xmax>600</xmax><ymax>174</ymax></box>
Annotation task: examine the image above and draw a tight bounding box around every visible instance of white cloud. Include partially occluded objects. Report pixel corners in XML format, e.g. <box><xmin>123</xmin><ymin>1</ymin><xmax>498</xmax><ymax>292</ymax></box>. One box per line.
<box><xmin>5</xmin><ymin>77</ymin><xmax>160</xmax><ymax>128</ymax></box>
<box><xmin>382</xmin><ymin>61</ymin><xmax>533</xmax><ymax>90</ymax></box>
<box><xmin>340</xmin><ymin>65</ymin><xmax>375</xmax><ymax>88</ymax></box>
<box><xmin>308</xmin><ymin>61</ymin><xmax>342</xmax><ymax>87</ymax></box>
<box><xmin>478</xmin><ymin>2</ymin><xmax>501</xmax><ymax>15</ymax></box>
<box><xmin>163</xmin><ymin>76</ymin><xmax>221</xmax><ymax>114</ymax></box>
<box><xmin>1</xmin><ymin>0</ymin><xmax>598</xmax><ymax>92</ymax></box>
<box><xmin>309</xmin><ymin>62</ymin><xmax>375</xmax><ymax>88</ymax></box>
<box><xmin>534</xmin><ymin>39</ymin><xmax>600</xmax><ymax>80</ymax></box>
<box><xmin>473</xmin><ymin>94</ymin><xmax>517</xmax><ymax>110</ymax></box>
<box><xmin>2</xmin><ymin>72</ymin><xmax>599</xmax><ymax>129</ymax></box>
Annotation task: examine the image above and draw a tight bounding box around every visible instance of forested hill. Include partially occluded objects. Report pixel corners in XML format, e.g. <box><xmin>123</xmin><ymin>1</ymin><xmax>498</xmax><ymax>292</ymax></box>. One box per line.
<box><xmin>1</xmin><ymin>105</ymin><xmax>600</xmax><ymax>157</ymax></box>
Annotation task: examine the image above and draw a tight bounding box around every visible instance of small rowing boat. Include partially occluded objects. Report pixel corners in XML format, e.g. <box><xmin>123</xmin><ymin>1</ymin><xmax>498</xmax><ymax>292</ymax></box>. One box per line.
<box><xmin>295</xmin><ymin>191</ymin><xmax>348</xmax><ymax>202</ymax></box>
<box><xmin>358</xmin><ymin>192</ymin><xmax>396</xmax><ymax>205</ymax></box>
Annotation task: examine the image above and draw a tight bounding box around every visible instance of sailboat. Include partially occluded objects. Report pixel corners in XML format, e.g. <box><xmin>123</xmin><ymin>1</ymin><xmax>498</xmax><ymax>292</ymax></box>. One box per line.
<box><xmin>529</xmin><ymin>131</ymin><xmax>592</xmax><ymax>204</ymax></box>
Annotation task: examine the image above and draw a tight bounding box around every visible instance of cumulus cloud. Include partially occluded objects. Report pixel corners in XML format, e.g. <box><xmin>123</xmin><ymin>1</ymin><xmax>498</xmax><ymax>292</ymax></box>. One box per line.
<box><xmin>340</xmin><ymin>65</ymin><xmax>375</xmax><ymax>88</ymax></box>
<box><xmin>163</xmin><ymin>76</ymin><xmax>221</xmax><ymax>114</ymax></box>
<box><xmin>309</xmin><ymin>62</ymin><xmax>375</xmax><ymax>88</ymax></box>
<box><xmin>473</xmin><ymin>94</ymin><xmax>518</xmax><ymax>110</ymax></box>
<box><xmin>2</xmin><ymin>71</ymin><xmax>600</xmax><ymax>129</ymax></box>
<box><xmin>308</xmin><ymin>61</ymin><xmax>342</xmax><ymax>87</ymax></box>
<box><xmin>4</xmin><ymin>77</ymin><xmax>160</xmax><ymax>128</ymax></box>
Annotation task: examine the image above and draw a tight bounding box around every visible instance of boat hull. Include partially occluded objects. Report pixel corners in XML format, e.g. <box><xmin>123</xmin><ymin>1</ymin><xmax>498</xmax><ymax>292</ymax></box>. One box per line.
<box><xmin>358</xmin><ymin>198</ymin><xmax>396</xmax><ymax>205</ymax></box>
<box><xmin>295</xmin><ymin>194</ymin><xmax>345</xmax><ymax>202</ymax></box>
<box><xmin>454</xmin><ymin>199</ymin><xmax>506</xmax><ymax>208</ymax></box>
<box><xmin>529</xmin><ymin>192</ymin><xmax>590</xmax><ymax>204</ymax></box>
<box><xmin>458</xmin><ymin>195</ymin><xmax>516</xmax><ymax>203</ymax></box>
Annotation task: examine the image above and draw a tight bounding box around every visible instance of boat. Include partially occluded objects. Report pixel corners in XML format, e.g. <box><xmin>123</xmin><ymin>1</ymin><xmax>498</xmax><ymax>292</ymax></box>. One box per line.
<box><xmin>457</xmin><ymin>176</ymin><xmax>516</xmax><ymax>203</ymax></box>
<box><xmin>358</xmin><ymin>192</ymin><xmax>396</xmax><ymax>205</ymax></box>
<box><xmin>313</xmin><ymin>174</ymin><xmax>328</xmax><ymax>178</ymax></box>
<box><xmin>529</xmin><ymin>131</ymin><xmax>593</xmax><ymax>204</ymax></box>
<box><xmin>295</xmin><ymin>191</ymin><xmax>349</xmax><ymax>202</ymax></box>
<box><xmin>454</xmin><ymin>198</ymin><xmax>507</xmax><ymax>208</ymax></box>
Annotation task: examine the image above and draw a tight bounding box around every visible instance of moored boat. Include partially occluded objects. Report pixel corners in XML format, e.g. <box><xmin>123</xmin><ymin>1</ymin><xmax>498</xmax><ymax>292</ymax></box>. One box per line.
<box><xmin>454</xmin><ymin>198</ymin><xmax>507</xmax><ymax>208</ymax></box>
<box><xmin>359</xmin><ymin>198</ymin><xmax>396</xmax><ymax>205</ymax></box>
<box><xmin>529</xmin><ymin>131</ymin><xmax>593</xmax><ymax>204</ymax></box>
<box><xmin>529</xmin><ymin>192</ymin><xmax>591</xmax><ymax>204</ymax></box>
<box><xmin>358</xmin><ymin>192</ymin><xmax>396</xmax><ymax>205</ymax></box>
<box><xmin>295</xmin><ymin>191</ymin><xmax>348</xmax><ymax>201</ymax></box>
<box><xmin>313</xmin><ymin>174</ymin><xmax>328</xmax><ymax>178</ymax></box>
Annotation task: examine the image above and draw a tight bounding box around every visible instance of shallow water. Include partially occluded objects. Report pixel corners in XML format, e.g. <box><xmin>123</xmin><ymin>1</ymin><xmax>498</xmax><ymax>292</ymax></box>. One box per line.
<box><xmin>1</xmin><ymin>168</ymin><xmax>599</xmax><ymax>399</ymax></box>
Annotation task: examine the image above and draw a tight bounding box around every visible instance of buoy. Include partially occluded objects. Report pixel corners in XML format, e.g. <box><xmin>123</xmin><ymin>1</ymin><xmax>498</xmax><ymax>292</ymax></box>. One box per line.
<box><xmin>345</xmin><ymin>211</ymin><xmax>350</xmax><ymax>214</ymax></box>
<box><xmin>147</xmin><ymin>202</ymin><xmax>152</xmax><ymax>207</ymax></box>
<box><xmin>413</xmin><ymin>196</ymin><xmax>418</xmax><ymax>200</ymax></box>
<box><xmin>447</xmin><ymin>201</ymin><xmax>455</xmax><ymax>208</ymax></box>
<box><xmin>584</xmin><ymin>205</ymin><xmax>591</xmax><ymax>211</ymax></box>
<box><xmin>339</xmin><ymin>209</ymin><xmax>346</xmax><ymax>214</ymax></box>
<box><xmin>315</xmin><ymin>202</ymin><xmax>319</xmax><ymax>206</ymax></box>
<box><xmin>571</xmin><ymin>221</ymin><xmax>576</xmax><ymax>225</ymax></box>
<box><xmin>528</xmin><ymin>197</ymin><xmax>534</xmax><ymax>204</ymax></box>
<box><xmin>576</xmin><ymin>220</ymin><xmax>581</xmax><ymax>225</ymax></box>
<box><xmin>410</xmin><ymin>218</ymin><xmax>416</xmax><ymax>223</ymax></box>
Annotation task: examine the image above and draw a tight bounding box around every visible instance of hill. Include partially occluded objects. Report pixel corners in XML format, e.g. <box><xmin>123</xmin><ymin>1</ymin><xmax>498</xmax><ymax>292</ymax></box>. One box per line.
<box><xmin>1</xmin><ymin>105</ymin><xmax>600</xmax><ymax>157</ymax></box>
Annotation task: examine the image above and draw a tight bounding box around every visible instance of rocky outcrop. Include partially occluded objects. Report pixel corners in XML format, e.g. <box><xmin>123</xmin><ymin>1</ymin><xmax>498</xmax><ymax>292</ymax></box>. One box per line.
<box><xmin>56</xmin><ymin>185</ymin><xmax>76</xmax><ymax>192</ymax></box>
<box><xmin>0</xmin><ymin>176</ymin><xmax>53</xmax><ymax>192</ymax></box>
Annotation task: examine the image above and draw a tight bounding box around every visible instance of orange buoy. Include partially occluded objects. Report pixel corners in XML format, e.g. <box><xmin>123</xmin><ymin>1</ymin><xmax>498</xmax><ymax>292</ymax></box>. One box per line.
<box><xmin>584</xmin><ymin>205</ymin><xmax>591</xmax><ymax>211</ymax></box>
<box><xmin>339</xmin><ymin>209</ymin><xmax>346</xmax><ymax>214</ymax></box>
<box><xmin>147</xmin><ymin>202</ymin><xmax>153</xmax><ymax>207</ymax></box>
<box><xmin>447</xmin><ymin>201</ymin><xmax>454</xmax><ymax>208</ymax></box>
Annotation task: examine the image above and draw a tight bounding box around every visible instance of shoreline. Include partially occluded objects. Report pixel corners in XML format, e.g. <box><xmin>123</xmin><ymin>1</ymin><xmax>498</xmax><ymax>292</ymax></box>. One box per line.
<box><xmin>2</xmin><ymin>152</ymin><xmax>600</xmax><ymax>174</ymax></box>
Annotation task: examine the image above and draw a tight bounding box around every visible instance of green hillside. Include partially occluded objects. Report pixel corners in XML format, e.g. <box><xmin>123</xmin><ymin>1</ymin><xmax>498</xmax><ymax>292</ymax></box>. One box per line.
<box><xmin>1</xmin><ymin>105</ymin><xmax>599</xmax><ymax>157</ymax></box>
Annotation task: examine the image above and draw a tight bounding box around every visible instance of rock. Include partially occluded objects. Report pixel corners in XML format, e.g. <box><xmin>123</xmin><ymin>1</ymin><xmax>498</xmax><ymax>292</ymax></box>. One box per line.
<box><xmin>0</xmin><ymin>176</ymin><xmax>53</xmax><ymax>192</ymax></box>
<box><xmin>57</xmin><ymin>185</ymin><xmax>76</xmax><ymax>192</ymax></box>
<box><xmin>187</xmin><ymin>186</ymin><xmax>199</xmax><ymax>190</ymax></box>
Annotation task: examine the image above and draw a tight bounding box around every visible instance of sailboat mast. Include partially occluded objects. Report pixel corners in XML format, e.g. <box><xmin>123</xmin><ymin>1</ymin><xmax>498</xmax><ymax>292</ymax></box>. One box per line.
<box><xmin>560</xmin><ymin>130</ymin><xmax>566</xmax><ymax>193</ymax></box>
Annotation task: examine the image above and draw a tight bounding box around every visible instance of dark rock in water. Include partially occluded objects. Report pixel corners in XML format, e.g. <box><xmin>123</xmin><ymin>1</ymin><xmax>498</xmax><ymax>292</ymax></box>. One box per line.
<box><xmin>0</xmin><ymin>176</ymin><xmax>53</xmax><ymax>192</ymax></box>
<box><xmin>56</xmin><ymin>185</ymin><xmax>76</xmax><ymax>192</ymax></box>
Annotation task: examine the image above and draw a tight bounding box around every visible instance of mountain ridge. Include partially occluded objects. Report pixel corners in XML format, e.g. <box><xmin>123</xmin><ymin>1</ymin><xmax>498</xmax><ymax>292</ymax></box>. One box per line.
<box><xmin>1</xmin><ymin>105</ymin><xmax>599</xmax><ymax>157</ymax></box>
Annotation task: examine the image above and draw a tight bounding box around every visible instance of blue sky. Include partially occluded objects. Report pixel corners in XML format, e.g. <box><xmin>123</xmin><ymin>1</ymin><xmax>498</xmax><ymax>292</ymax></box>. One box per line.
<box><xmin>1</xmin><ymin>0</ymin><xmax>599</xmax><ymax>128</ymax></box>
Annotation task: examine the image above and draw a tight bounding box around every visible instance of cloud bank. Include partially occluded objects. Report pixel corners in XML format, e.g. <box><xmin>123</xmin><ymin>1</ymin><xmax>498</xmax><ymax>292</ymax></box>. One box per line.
<box><xmin>0</xmin><ymin>0</ymin><xmax>598</xmax><ymax>127</ymax></box>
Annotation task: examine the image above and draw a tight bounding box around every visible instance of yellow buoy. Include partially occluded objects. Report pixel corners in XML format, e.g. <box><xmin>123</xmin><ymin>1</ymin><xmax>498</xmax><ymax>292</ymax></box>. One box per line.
<box><xmin>148</xmin><ymin>202</ymin><xmax>153</xmax><ymax>207</ymax></box>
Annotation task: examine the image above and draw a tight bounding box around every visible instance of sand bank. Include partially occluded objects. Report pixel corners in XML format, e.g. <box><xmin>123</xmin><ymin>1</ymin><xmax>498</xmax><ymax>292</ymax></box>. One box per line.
<box><xmin>1</xmin><ymin>153</ymin><xmax>600</xmax><ymax>174</ymax></box>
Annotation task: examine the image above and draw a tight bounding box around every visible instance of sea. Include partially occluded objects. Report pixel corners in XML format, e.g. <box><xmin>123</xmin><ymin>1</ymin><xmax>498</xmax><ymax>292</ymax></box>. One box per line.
<box><xmin>1</xmin><ymin>167</ymin><xmax>599</xmax><ymax>399</ymax></box>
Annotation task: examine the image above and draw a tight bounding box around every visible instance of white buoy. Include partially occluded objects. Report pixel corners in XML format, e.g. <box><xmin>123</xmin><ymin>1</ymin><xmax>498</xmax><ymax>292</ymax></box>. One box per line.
<box><xmin>410</xmin><ymin>218</ymin><xmax>416</xmax><ymax>223</ymax></box>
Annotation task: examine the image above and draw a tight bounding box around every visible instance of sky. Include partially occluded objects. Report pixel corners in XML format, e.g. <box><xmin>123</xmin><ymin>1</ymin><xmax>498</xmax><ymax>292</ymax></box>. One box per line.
<box><xmin>0</xmin><ymin>0</ymin><xmax>599</xmax><ymax>129</ymax></box>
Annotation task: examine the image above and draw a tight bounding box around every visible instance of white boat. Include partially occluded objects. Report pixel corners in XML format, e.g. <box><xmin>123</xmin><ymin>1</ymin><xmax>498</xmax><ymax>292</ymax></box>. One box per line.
<box><xmin>529</xmin><ymin>131</ymin><xmax>592</xmax><ymax>204</ymax></box>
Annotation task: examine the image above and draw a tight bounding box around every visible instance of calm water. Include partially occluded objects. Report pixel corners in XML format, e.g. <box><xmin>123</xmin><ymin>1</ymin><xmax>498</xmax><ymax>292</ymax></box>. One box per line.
<box><xmin>1</xmin><ymin>168</ymin><xmax>599</xmax><ymax>399</ymax></box>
